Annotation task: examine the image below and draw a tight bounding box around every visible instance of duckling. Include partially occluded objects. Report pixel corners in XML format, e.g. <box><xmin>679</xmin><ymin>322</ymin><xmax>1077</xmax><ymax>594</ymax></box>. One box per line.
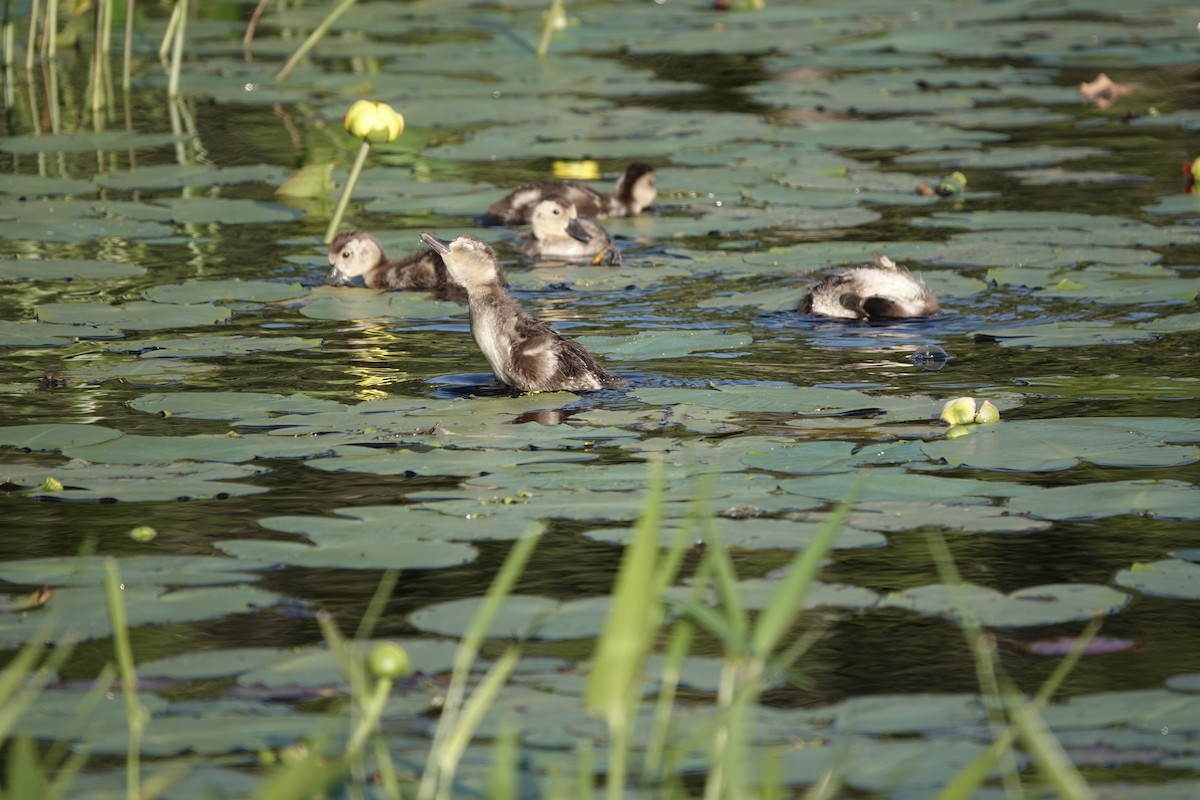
<box><xmin>420</xmin><ymin>232</ymin><xmax>627</xmax><ymax>393</ymax></box>
<box><xmin>523</xmin><ymin>196</ymin><xmax>621</xmax><ymax>265</ymax></box>
<box><xmin>799</xmin><ymin>255</ymin><xmax>939</xmax><ymax>320</ymax></box>
<box><xmin>480</xmin><ymin>162</ymin><xmax>657</xmax><ymax>226</ymax></box>
<box><xmin>327</xmin><ymin>230</ymin><xmax>464</xmax><ymax>299</ymax></box>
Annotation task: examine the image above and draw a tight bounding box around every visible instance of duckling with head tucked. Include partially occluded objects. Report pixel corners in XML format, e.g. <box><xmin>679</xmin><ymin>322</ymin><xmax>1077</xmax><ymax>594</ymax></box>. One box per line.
<box><xmin>523</xmin><ymin>196</ymin><xmax>621</xmax><ymax>265</ymax></box>
<box><xmin>480</xmin><ymin>162</ymin><xmax>657</xmax><ymax>226</ymax></box>
<box><xmin>421</xmin><ymin>232</ymin><xmax>627</xmax><ymax>393</ymax></box>
<box><xmin>799</xmin><ymin>254</ymin><xmax>939</xmax><ymax>320</ymax></box>
<box><xmin>327</xmin><ymin>230</ymin><xmax>463</xmax><ymax>298</ymax></box>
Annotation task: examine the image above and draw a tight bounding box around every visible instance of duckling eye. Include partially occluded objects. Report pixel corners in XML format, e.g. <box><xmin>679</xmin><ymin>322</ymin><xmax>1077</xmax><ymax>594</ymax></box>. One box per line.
<box><xmin>341</xmin><ymin>250</ymin><xmax>351</xmax><ymax>258</ymax></box>
<box><xmin>552</xmin><ymin>208</ymin><xmax>561</xmax><ymax>215</ymax></box>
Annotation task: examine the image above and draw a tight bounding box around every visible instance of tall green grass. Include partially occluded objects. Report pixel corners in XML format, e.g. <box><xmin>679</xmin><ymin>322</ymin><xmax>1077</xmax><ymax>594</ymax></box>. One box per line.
<box><xmin>0</xmin><ymin>468</ymin><xmax>1102</xmax><ymax>799</ymax></box>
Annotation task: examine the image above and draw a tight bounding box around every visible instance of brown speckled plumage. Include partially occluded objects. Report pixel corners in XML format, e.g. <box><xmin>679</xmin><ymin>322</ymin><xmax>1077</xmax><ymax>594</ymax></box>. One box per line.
<box><xmin>421</xmin><ymin>233</ymin><xmax>626</xmax><ymax>393</ymax></box>
<box><xmin>327</xmin><ymin>230</ymin><xmax>467</xmax><ymax>299</ymax></box>
<box><xmin>479</xmin><ymin>162</ymin><xmax>657</xmax><ymax>227</ymax></box>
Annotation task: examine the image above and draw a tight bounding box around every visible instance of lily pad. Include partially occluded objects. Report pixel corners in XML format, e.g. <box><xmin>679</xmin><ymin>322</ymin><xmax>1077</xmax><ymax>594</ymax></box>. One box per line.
<box><xmin>1006</xmin><ymin>480</ymin><xmax>1200</xmax><ymax>521</ymax></box>
<box><xmin>574</xmin><ymin>330</ymin><xmax>753</xmax><ymax>361</ymax></box>
<box><xmin>0</xmin><ymin>258</ymin><xmax>145</xmax><ymax>280</ymax></box>
<box><xmin>299</xmin><ymin>286</ymin><xmax>464</xmax><ymax>320</ymax></box>
<box><xmin>143</xmin><ymin>279</ymin><xmax>309</xmax><ymax>304</ymax></box>
<box><xmin>36</xmin><ymin>301</ymin><xmax>232</xmax><ymax>331</ymax></box>
<box><xmin>921</xmin><ymin>419</ymin><xmax>1200</xmax><ymax>472</ymax></box>
<box><xmin>883</xmin><ymin>583</ymin><xmax>1130</xmax><ymax>627</ymax></box>
<box><xmin>971</xmin><ymin>321</ymin><xmax>1158</xmax><ymax>348</ymax></box>
<box><xmin>113</xmin><ymin>335</ymin><xmax>323</xmax><ymax>359</ymax></box>
<box><xmin>216</xmin><ymin>536</ymin><xmax>478</xmax><ymax>571</ymax></box>
<box><xmin>1115</xmin><ymin>559</ymin><xmax>1200</xmax><ymax>600</ymax></box>
<box><xmin>0</xmin><ymin>555</ymin><xmax>266</xmax><ymax>587</ymax></box>
<box><xmin>0</xmin><ymin>423</ymin><xmax>123</xmax><ymax>451</ymax></box>
<box><xmin>1</xmin><ymin>462</ymin><xmax>270</xmax><ymax>502</ymax></box>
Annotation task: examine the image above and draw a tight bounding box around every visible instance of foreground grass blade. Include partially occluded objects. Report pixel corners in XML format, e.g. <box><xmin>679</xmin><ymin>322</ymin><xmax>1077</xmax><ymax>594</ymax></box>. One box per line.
<box><xmin>104</xmin><ymin>558</ymin><xmax>145</xmax><ymax>800</ymax></box>
<box><xmin>418</xmin><ymin>526</ymin><xmax>542</xmax><ymax>800</ymax></box>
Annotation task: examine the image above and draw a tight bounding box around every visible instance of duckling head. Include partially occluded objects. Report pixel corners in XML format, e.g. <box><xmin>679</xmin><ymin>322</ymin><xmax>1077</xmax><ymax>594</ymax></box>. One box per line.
<box><xmin>327</xmin><ymin>230</ymin><xmax>383</xmax><ymax>286</ymax></box>
<box><xmin>529</xmin><ymin>197</ymin><xmax>592</xmax><ymax>243</ymax></box>
<box><xmin>420</xmin><ymin>233</ymin><xmax>503</xmax><ymax>291</ymax></box>
<box><xmin>615</xmin><ymin>163</ymin><xmax>657</xmax><ymax>214</ymax></box>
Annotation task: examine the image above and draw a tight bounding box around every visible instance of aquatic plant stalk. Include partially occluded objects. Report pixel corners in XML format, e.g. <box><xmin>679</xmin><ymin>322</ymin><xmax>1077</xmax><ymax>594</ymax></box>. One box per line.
<box><xmin>354</xmin><ymin>567</ymin><xmax>399</xmax><ymax>641</ymax></box>
<box><xmin>324</xmin><ymin>139</ymin><xmax>370</xmax><ymax>244</ymax></box>
<box><xmin>275</xmin><ymin>0</ymin><xmax>358</xmax><ymax>81</ymax></box>
<box><xmin>166</xmin><ymin>0</ymin><xmax>188</xmax><ymax>97</ymax></box>
<box><xmin>417</xmin><ymin>527</ymin><xmax>542</xmax><ymax>800</ymax></box>
<box><xmin>104</xmin><ymin>558</ymin><xmax>144</xmax><ymax>800</ymax></box>
<box><xmin>24</xmin><ymin>0</ymin><xmax>39</xmax><ymax>70</ymax></box>
<box><xmin>122</xmin><ymin>0</ymin><xmax>135</xmax><ymax>91</ymax></box>
<box><xmin>536</xmin><ymin>0</ymin><xmax>565</xmax><ymax>59</ymax></box>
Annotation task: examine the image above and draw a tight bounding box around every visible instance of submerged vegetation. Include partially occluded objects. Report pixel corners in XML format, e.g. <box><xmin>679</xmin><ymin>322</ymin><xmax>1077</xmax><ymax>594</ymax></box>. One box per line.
<box><xmin>1</xmin><ymin>0</ymin><xmax>1200</xmax><ymax>797</ymax></box>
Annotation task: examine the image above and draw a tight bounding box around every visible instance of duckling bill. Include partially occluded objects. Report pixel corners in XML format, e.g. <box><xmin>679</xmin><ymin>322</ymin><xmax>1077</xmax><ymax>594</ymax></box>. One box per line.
<box><xmin>480</xmin><ymin>162</ymin><xmax>657</xmax><ymax>226</ymax></box>
<box><xmin>421</xmin><ymin>232</ymin><xmax>626</xmax><ymax>393</ymax></box>
<box><xmin>523</xmin><ymin>196</ymin><xmax>620</xmax><ymax>266</ymax></box>
<box><xmin>799</xmin><ymin>255</ymin><xmax>939</xmax><ymax>320</ymax></box>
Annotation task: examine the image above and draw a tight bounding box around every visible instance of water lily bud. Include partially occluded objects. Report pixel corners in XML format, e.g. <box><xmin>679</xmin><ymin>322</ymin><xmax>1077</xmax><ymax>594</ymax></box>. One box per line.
<box><xmin>130</xmin><ymin>525</ymin><xmax>157</xmax><ymax>542</ymax></box>
<box><xmin>939</xmin><ymin>397</ymin><xmax>977</xmax><ymax>426</ymax></box>
<box><xmin>974</xmin><ymin>400</ymin><xmax>1000</xmax><ymax>425</ymax></box>
<box><xmin>343</xmin><ymin>100</ymin><xmax>404</xmax><ymax>144</ymax></box>
<box><xmin>35</xmin><ymin>477</ymin><xmax>63</xmax><ymax>492</ymax></box>
<box><xmin>367</xmin><ymin>641</ymin><xmax>412</xmax><ymax>679</ymax></box>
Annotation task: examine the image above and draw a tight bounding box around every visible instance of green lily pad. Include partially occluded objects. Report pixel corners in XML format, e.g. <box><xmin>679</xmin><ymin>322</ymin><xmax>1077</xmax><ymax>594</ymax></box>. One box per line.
<box><xmin>921</xmin><ymin>419</ymin><xmax>1200</xmax><ymax>472</ymax></box>
<box><xmin>303</xmin><ymin>447</ymin><xmax>595</xmax><ymax>477</ymax></box>
<box><xmin>894</xmin><ymin>145</ymin><xmax>1108</xmax><ymax>169</ymax></box>
<box><xmin>299</xmin><ymin>286</ymin><xmax>464</xmax><ymax>320</ymax></box>
<box><xmin>0</xmin><ymin>258</ymin><xmax>145</xmax><ymax>280</ymax></box>
<box><xmin>150</xmin><ymin>197</ymin><xmax>305</xmax><ymax>225</ymax></box>
<box><xmin>0</xmin><ymin>423</ymin><xmax>124</xmax><ymax>451</ymax></box>
<box><xmin>113</xmin><ymin>335</ymin><xmax>323</xmax><ymax>359</ymax></box>
<box><xmin>93</xmin><ymin>163</ymin><xmax>288</xmax><ymax>191</ymax></box>
<box><xmin>235</xmin><ymin>638</ymin><xmax>461</xmax><ymax>688</ymax></box>
<box><xmin>130</xmin><ymin>391</ymin><xmax>345</xmax><ymax>420</ymax></box>
<box><xmin>971</xmin><ymin>321</ymin><xmax>1158</xmax><ymax>348</ymax></box>
<box><xmin>0</xmin><ymin>585</ymin><xmax>280</xmax><ymax>647</ymax></box>
<box><xmin>740</xmin><ymin>441</ymin><xmax>858</xmax><ymax>474</ymax></box>
<box><xmin>1138</xmin><ymin>312</ymin><xmax>1200</xmax><ymax>334</ymax></box>
<box><xmin>0</xmin><ymin>320</ymin><xmax>124</xmax><ymax>347</ymax></box>
<box><xmin>1</xmin><ymin>462</ymin><xmax>270</xmax><ymax>502</ymax></box>
<box><xmin>1115</xmin><ymin>559</ymin><xmax>1200</xmax><ymax>600</ymax></box>
<box><xmin>36</xmin><ymin>301</ymin><xmax>232</xmax><ymax>331</ymax></box>
<box><xmin>574</xmin><ymin>330</ymin><xmax>753</xmax><ymax>361</ymax></box>
<box><xmin>143</xmin><ymin>279</ymin><xmax>309</xmax><ymax>304</ymax></box>
<box><xmin>216</xmin><ymin>536</ymin><xmax>478</xmax><ymax>570</ymax></box>
<box><xmin>507</xmin><ymin>263</ymin><xmax>695</xmax><ymax>291</ymax></box>
<box><xmin>0</xmin><ymin>555</ymin><xmax>265</xmax><ymax>587</ymax></box>
<box><xmin>259</xmin><ymin>507</ymin><xmax>545</xmax><ymax>543</ymax></box>
<box><xmin>62</xmin><ymin>432</ymin><xmax>340</xmax><ymax>464</ymax></box>
<box><xmin>0</xmin><ymin>130</ymin><xmax>186</xmax><ymax>154</ymax></box>
<box><xmin>883</xmin><ymin>582</ymin><xmax>1130</xmax><ymax>627</ymax></box>
<box><xmin>409</xmin><ymin>594</ymin><xmax>635</xmax><ymax>640</ymax></box>
<box><xmin>64</xmin><ymin>358</ymin><xmax>220</xmax><ymax>386</ymax></box>
<box><xmin>847</xmin><ymin>501</ymin><xmax>1050</xmax><ymax>534</ymax></box>
<box><xmin>1006</xmin><ymin>480</ymin><xmax>1200</xmax><ymax>521</ymax></box>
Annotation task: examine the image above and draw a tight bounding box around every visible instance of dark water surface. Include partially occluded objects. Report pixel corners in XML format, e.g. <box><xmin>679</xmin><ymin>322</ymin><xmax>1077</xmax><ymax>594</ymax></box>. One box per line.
<box><xmin>2</xmin><ymin>0</ymin><xmax>1200</xmax><ymax>794</ymax></box>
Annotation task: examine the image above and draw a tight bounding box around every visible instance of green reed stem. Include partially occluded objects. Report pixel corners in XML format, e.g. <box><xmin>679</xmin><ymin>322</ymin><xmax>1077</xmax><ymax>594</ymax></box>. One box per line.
<box><xmin>104</xmin><ymin>558</ymin><xmax>144</xmax><ymax>800</ymax></box>
<box><xmin>24</xmin><ymin>0</ymin><xmax>39</xmax><ymax>70</ymax></box>
<box><xmin>166</xmin><ymin>0</ymin><xmax>188</xmax><ymax>97</ymax></box>
<box><xmin>275</xmin><ymin>0</ymin><xmax>357</xmax><ymax>81</ymax></box>
<box><xmin>418</xmin><ymin>526</ymin><xmax>542</xmax><ymax>800</ymax></box>
<box><xmin>122</xmin><ymin>0</ymin><xmax>134</xmax><ymax>91</ymax></box>
<box><xmin>354</xmin><ymin>568</ymin><xmax>398</xmax><ymax>641</ymax></box>
<box><xmin>324</xmin><ymin>139</ymin><xmax>370</xmax><ymax>244</ymax></box>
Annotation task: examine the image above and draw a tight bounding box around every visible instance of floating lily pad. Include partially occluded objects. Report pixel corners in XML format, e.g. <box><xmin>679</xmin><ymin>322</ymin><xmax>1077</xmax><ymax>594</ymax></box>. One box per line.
<box><xmin>1006</xmin><ymin>480</ymin><xmax>1200</xmax><ymax>521</ymax></box>
<box><xmin>409</xmin><ymin>595</ymin><xmax>629</xmax><ymax>640</ymax></box>
<box><xmin>299</xmin><ymin>286</ymin><xmax>464</xmax><ymax>320</ymax></box>
<box><xmin>93</xmin><ymin>163</ymin><xmax>288</xmax><ymax>191</ymax></box>
<box><xmin>0</xmin><ymin>423</ymin><xmax>123</xmax><ymax>451</ymax></box>
<box><xmin>258</xmin><ymin>508</ymin><xmax>545</xmax><ymax>543</ymax></box>
<box><xmin>0</xmin><ymin>131</ymin><xmax>187</xmax><ymax>154</ymax></box>
<box><xmin>62</xmin><ymin>432</ymin><xmax>339</xmax><ymax>464</ymax></box>
<box><xmin>37</xmin><ymin>301</ymin><xmax>232</xmax><ymax>331</ymax></box>
<box><xmin>0</xmin><ymin>257</ymin><xmax>145</xmax><ymax>280</ymax></box>
<box><xmin>883</xmin><ymin>582</ymin><xmax>1130</xmax><ymax>627</ymax></box>
<box><xmin>0</xmin><ymin>584</ymin><xmax>280</xmax><ymax>647</ymax></box>
<box><xmin>144</xmin><ymin>279</ymin><xmax>309</xmax><ymax>304</ymax></box>
<box><xmin>0</xmin><ymin>320</ymin><xmax>124</xmax><ymax>347</ymax></box>
<box><xmin>113</xmin><ymin>335</ymin><xmax>323</xmax><ymax>359</ymax></box>
<box><xmin>0</xmin><ymin>555</ymin><xmax>266</xmax><ymax>587</ymax></box>
<box><xmin>1</xmin><ymin>462</ymin><xmax>270</xmax><ymax>502</ymax></box>
<box><xmin>971</xmin><ymin>321</ymin><xmax>1158</xmax><ymax>348</ymax></box>
<box><xmin>574</xmin><ymin>330</ymin><xmax>753</xmax><ymax>361</ymax></box>
<box><xmin>1115</xmin><ymin>559</ymin><xmax>1200</xmax><ymax>600</ymax></box>
<box><xmin>150</xmin><ymin>197</ymin><xmax>305</xmax><ymax>225</ymax></box>
<box><xmin>130</xmin><ymin>391</ymin><xmax>345</xmax><ymax>420</ymax></box>
<box><xmin>303</xmin><ymin>447</ymin><xmax>595</xmax><ymax>477</ymax></box>
<box><xmin>921</xmin><ymin>419</ymin><xmax>1200</xmax><ymax>472</ymax></box>
<box><xmin>217</xmin><ymin>535</ymin><xmax>478</xmax><ymax>571</ymax></box>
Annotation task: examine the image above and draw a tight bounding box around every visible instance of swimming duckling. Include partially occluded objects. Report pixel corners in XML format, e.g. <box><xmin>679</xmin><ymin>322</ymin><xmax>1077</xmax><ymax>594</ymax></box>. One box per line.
<box><xmin>480</xmin><ymin>162</ymin><xmax>657</xmax><ymax>226</ymax></box>
<box><xmin>420</xmin><ymin>232</ymin><xmax>627</xmax><ymax>393</ymax></box>
<box><xmin>799</xmin><ymin>255</ymin><xmax>939</xmax><ymax>320</ymax></box>
<box><xmin>327</xmin><ymin>230</ymin><xmax>463</xmax><ymax>298</ymax></box>
<box><xmin>523</xmin><ymin>197</ymin><xmax>621</xmax><ymax>265</ymax></box>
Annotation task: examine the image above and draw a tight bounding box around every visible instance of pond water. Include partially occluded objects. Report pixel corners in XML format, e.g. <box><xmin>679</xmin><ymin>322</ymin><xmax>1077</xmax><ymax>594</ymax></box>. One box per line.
<box><xmin>2</xmin><ymin>0</ymin><xmax>1200</xmax><ymax>796</ymax></box>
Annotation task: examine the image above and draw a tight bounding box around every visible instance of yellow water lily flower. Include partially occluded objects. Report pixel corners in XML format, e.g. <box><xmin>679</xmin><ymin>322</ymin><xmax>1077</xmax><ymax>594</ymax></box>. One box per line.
<box><xmin>553</xmin><ymin>159</ymin><xmax>601</xmax><ymax>180</ymax></box>
<box><xmin>343</xmin><ymin>100</ymin><xmax>405</xmax><ymax>143</ymax></box>
<box><xmin>939</xmin><ymin>397</ymin><xmax>977</xmax><ymax>426</ymax></box>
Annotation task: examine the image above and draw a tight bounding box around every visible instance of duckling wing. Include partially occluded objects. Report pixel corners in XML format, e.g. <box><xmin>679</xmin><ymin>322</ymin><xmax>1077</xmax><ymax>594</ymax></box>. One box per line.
<box><xmin>510</xmin><ymin>316</ymin><xmax>623</xmax><ymax>391</ymax></box>
<box><xmin>482</xmin><ymin>181</ymin><xmax>608</xmax><ymax>226</ymax></box>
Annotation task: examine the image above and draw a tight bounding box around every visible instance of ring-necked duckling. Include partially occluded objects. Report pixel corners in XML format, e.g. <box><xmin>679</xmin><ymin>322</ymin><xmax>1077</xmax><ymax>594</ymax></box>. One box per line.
<box><xmin>420</xmin><ymin>232</ymin><xmax>627</xmax><ymax>393</ymax></box>
<box><xmin>327</xmin><ymin>230</ymin><xmax>456</xmax><ymax>293</ymax></box>
<box><xmin>480</xmin><ymin>162</ymin><xmax>657</xmax><ymax>226</ymax></box>
<box><xmin>799</xmin><ymin>255</ymin><xmax>939</xmax><ymax>320</ymax></box>
<box><xmin>523</xmin><ymin>197</ymin><xmax>621</xmax><ymax>266</ymax></box>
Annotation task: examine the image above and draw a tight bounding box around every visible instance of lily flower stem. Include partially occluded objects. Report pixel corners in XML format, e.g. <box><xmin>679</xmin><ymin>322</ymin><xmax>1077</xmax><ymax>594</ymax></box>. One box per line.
<box><xmin>325</xmin><ymin>140</ymin><xmax>371</xmax><ymax>244</ymax></box>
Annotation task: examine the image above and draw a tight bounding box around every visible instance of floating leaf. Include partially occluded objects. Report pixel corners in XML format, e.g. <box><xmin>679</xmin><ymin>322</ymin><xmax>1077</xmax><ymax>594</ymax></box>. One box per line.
<box><xmin>574</xmin><ymin>330</ymin><xmax>753</xmax><ymax>361</ymax></box>
<box><xmin>883</xmin><ymin>583</ymin><xmax>1130</xmax><ymax>627</ymax></box>
<box><xmin>36</xmin><ymin>301</ymin><xmax>232</xmax><ymax>331</ymax></box>
<box><xmin>144</xmin><ymin>279</ymin><xmax>309</xmax><ymax>304</ymax></box>
<box><xmin>1115</xmin><ymin>559</ymin><xmax>1200</xmax><ymax>600</ymax></box>
<box><xmin>0</xmin><ymin>258</ymin><xmax>144</xmax><ymax>280</ymax></box>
